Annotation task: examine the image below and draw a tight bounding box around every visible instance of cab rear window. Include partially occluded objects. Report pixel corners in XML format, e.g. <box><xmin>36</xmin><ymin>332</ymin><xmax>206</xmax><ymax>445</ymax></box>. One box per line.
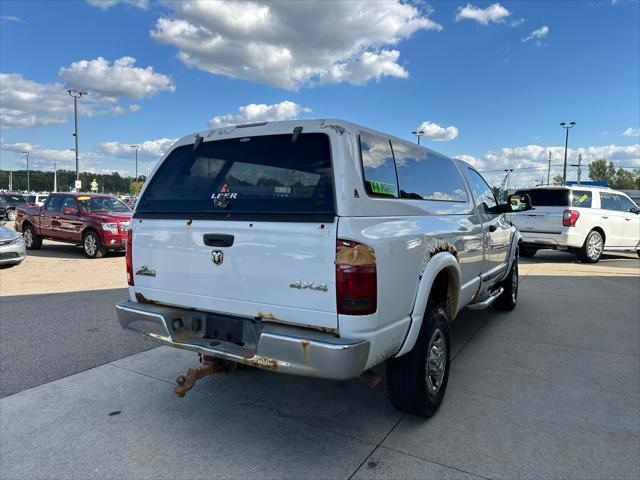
<box><xmin>136</xmin><ymin>133</ymin><xmax>334</xmax><ymax>221</ymax></box>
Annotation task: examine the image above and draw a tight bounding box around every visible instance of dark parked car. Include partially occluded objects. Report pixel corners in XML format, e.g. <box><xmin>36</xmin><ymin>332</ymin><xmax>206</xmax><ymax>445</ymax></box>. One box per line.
<box><xmin>0</xmin><ymin>193</ymin><xmax>27</xmax><ymax>221</ymax></box>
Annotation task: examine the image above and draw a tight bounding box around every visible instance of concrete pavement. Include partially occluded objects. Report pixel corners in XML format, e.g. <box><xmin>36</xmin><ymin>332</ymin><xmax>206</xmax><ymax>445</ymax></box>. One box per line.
<box><xmin>1</xmin><ymin>251</ymin><xmax>638</xmax><ymax>479</ymax></box>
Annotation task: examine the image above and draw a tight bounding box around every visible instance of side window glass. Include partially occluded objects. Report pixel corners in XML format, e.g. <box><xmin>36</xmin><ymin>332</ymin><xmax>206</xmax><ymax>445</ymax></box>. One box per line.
<box><xmin>62</xmin><ymin>197</ymin><xmax>78</xmax><ymax>212</ymax></box>
<box><xmin>600</xmin><ymin>194</ymin><xmax>620</xmax><ymax>211</ymax></box>
<box><xmin>392</xmin><ymin>142</ymin><xmax>468</xmax><ymax>202</ymax></box>
<box><xmin>360</xmin><ymin>132</ymin><xmax>398</xmax><ymax>198</ymax></box>
<box><xmin>45</xmin><ymin>196</ymin><xmax>64</xmax><ymax>211</ymax></box>
<box><xmin>467</xmin><ymin>168</ymin><xmax>498</xmax><ymax>213</ymax></box>
<box><xmin>571</xmin><ymin>190</ymin><xmax>592</xmax><ymax>208</ymax></box>
<box><xmin>616</xmin><ymin>195</ymin><xmax>637</xmax><ymax>212</ymax></box>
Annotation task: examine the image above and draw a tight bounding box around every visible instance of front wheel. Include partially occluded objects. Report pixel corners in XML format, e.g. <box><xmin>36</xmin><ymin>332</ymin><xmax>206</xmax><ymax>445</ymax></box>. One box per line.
<box><xmin>23</xmin><ymin>225</ymin><xmax>42</xmax><ymax>250</ymax></box>
<box><xmin>577</xmin><ymin>230</ymin><xmax>603</xmax><ymax>263</ymax></box>
<box><xmin>386</xmin><ymin>303</ymin><xmax>451</xmax><ymax>418</ymax></box>
<box><xmin>494</xmin><ymin>257</ymin><xmax>518</xmax><ymax>311</ymax></box>
<box><xmin>83</xmin><ymin>231</ymin><xmax>106</xmax><ymax>258</ymax></box>
<box><xmin>6</xmin><ymin>209</ymin><xmax>17</xmax><ymax>221</ymax></box>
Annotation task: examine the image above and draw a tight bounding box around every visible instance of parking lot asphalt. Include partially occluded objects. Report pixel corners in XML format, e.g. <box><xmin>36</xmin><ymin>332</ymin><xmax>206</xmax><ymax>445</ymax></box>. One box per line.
<box><xmin>0</xmin><ymin>240</ymin><xmax>153</xmax><ymax>398</ymax></box>
<box><xmin>0</xmin><ymin>249</ymin><xmax>638</xmax><ymax>479</ymax></box>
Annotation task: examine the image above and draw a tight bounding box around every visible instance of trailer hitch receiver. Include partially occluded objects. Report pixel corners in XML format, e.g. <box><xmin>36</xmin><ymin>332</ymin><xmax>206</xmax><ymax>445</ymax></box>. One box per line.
<box><xmin>174</xmin><ymin>356</ymin><xmax>237</xmax><ymax>397</ymax></box>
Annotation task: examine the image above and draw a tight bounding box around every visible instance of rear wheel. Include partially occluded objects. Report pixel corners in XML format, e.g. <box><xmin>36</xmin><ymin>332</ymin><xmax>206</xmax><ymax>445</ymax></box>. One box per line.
<box><xmin>386</xmin><ymin>303</ymin><xmax>451</xmax><ymax>418</ymax></box>
<box><xmin>6</xmin><ymin>209</ymin><xmax>17</xmax><ymax>221</ymax></box>
<box><xmin>494</xmin><ymin>257</ymin><xmax>518</xmax><ymax>311</ymax></box>
<box><xmin>519</xmin><ymin>246</ymin><xmax>537</xmax><ymax>258</ymax></box>
<box><xmin>83</xmin><ymin>231</ymin><xmax>106</xmax><ymax>258</ymax></box>
<box><xmin>577</xmin><ymin>230</ymin><xmax>603</xmax><ymax>263</ymax></box>
<box><xmin>22</xmin><ymin>225</ymin><xmax>42</xmax><ymax>250</ymax></box>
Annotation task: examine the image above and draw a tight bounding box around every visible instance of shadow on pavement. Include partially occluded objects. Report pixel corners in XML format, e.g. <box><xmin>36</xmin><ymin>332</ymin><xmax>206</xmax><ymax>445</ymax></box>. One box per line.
<box><xmin>25</xmin><ymin>240</ymin><xmax>125</xmax><ymax>259</ymax></box>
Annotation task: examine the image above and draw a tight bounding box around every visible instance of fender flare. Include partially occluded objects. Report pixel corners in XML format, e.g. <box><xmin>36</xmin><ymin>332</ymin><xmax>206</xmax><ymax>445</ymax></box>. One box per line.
<box><xmin>500</xmin><ymin>228</ymin><xmax>521</xmax><ymax>282</ymax></box>
<box><xmin>394</xmin><ymin>252</ymin><xmax>461</xmax><ymax>358</ymax></box>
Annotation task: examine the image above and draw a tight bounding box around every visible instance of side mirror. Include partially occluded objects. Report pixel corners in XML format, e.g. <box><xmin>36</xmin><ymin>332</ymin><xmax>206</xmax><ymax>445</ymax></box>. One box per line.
<box><xmin>631</xmin><ymin>207</ymin><xmax>640</xmax><ymax>214</ymax></box>
<box><xmin>63</xmin><ymin>207</ymin><xmax>77</xmax><ymax>215</ymax></box>
<box><xmin>485</xmin><ymin>193</ymin><xmax>533</xmax><ymax>214</ymax></box>
<box><xmin>507</xmin><ymin>193</ymin><xmax>533</xmax><ymax>212</ymax></box>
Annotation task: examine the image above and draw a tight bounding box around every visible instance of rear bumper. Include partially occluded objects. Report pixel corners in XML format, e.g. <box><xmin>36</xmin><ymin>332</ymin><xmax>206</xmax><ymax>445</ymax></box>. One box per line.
<box><xmin>520</xmin><ymin>230</ymin><xmax>584</xmax><ymax>249</ymax></box>
<box><xmin>116</xmin><ymin>301</ymin><xmax>369</xmax><ymax>380</ymax></box>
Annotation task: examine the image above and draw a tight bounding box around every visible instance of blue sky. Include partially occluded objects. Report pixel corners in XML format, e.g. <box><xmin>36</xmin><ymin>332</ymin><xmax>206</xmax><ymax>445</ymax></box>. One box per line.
<box><xmin>1</xmin><ymin>0</ymin><xmax>638</xmax><ymax>188</ymax></box>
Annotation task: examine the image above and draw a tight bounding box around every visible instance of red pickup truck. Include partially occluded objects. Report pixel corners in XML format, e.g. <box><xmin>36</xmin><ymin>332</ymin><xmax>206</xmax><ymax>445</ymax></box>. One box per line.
<box><xmin>15</xmin><ymin>192</ymin><xmax>132</xmax><ymax>258</ymax></box>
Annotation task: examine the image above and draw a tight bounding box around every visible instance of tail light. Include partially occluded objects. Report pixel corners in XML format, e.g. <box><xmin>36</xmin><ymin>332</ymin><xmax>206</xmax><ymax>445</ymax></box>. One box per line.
<box><xmin>126</xmin><ymin>229</ymin><xmax>134</xmax><ymax>286</ymax></box>
<box><xmin>336</xmin><ymin>240</ymin><xmax>377</xmax><ymax>315</ymax></box>
<box><xmin>562</xmin><ymin>209</ymin><xmax>580</xmax><ymax>227</ymax></box>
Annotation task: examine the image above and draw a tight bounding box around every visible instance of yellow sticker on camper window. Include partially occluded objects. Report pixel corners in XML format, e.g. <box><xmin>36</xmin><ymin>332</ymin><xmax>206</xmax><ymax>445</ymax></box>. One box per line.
<box><xmin>77</xmin><ymin>196</ymin><xmax>91</xmax><ymax>200</ymax></box>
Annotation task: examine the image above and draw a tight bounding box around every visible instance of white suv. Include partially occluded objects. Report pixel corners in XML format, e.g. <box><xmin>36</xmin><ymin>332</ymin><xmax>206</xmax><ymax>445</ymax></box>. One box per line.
<box><xmin>116</xmin><ymin>119</ymin><xmax>531</xmax><ymax>417</ymax></box>
<box><xmin>510</xmin><ymin>186</ymin><xmax>640</xmax><ymax>262</ymax></box>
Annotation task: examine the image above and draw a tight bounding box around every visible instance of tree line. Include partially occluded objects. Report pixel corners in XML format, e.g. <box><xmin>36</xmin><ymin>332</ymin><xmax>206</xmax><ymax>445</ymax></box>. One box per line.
<box><xmin>0</xmin><ymin>169</ymin><xmax>146</xmax><ymax>194</ymax></box>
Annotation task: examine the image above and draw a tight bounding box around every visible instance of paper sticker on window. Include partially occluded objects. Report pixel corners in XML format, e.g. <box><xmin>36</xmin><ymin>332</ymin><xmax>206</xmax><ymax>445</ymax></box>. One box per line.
<box><xmin>77</xmin><ymin>196</ymin><xmax>91</xmax><ymax>200</ymax></box>
<box><xmin>369</xmin><ymin>181</ymin><xmax>396</xmax><ymax>196</ymax></box>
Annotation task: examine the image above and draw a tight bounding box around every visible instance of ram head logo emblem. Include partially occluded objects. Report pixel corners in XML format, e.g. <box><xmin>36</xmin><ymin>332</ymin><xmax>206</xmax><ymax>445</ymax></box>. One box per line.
<box><xmin>211</xmin><ymin>250</ymin><xmax>224</xmax><ymax>265</ymax></box>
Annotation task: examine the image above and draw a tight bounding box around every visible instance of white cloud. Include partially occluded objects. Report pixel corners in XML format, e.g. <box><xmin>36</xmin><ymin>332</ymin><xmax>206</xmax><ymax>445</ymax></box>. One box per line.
<box><xmin>416</xmin><ymin>121</ymin><xmax>459</xmax><ymax>142</ymax></box>
<box><xmin>86</xmin><ymin>0</ymin><xmax>149</xmax><ymax>10</ymax></box>
<box><xmin>59</xmin><ymin>57</ymin><xmax>175</xmax><ymax>99</ymax></box>
<box><xmin>0</xmin><ymin>74</ymin><xmax>72</xmax><ymax>128</ymax></box>
<box><xmin>97</xmin><ymin>138</ymin><xmax>178</xmax><ymax>158</ymax></box>
<box><xmin>0</xmin><ymin>15</ymin><xmax>24</xmax><ymax>23</ymax></box>
<box><xmin>209</xmin><ymin>101</ymin><xmax>311</xmax><ymax>127</ymax></box>
<box><xmin>150</xmin><ymin>0</ymin><xmax>442</xmax><ymax>90</ymax></box>
<box><xmin>522</xmin><ymin>25</ymin><xmax>549</xmax><ymax>44</ymax></box>
<box><xmin>455</xmin><ymin>3</ymin><xmax>511</xmax><ymax>25</ymax></box>
<box><xmin>1</xmin><ymin>141</ymin><xmax>88</xmax><ymax>171</ymax></box>
<box><xmin>623</xmin><ymin>127</ymin><xmax>640</xmax><ymax>137</ymax></box>
<box><xmin>456</xmin><ymin>143</ymin><xmax>640</xmax><ymax>188</ymax></box>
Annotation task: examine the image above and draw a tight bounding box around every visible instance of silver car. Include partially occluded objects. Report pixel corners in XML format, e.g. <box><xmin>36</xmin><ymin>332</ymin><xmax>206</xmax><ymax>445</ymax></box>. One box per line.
<box><xmin>0</xmin><ymin>223</ymin><xmax>26</xmax><ymax>266</ymax></box>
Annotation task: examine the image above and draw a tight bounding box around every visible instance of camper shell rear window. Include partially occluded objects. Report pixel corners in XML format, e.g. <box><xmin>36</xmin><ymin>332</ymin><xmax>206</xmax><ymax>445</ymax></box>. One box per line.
<box><xmin>136</xmin><ymin>133</ymin><xmax>335</xmax><ymax>221</ymax></box>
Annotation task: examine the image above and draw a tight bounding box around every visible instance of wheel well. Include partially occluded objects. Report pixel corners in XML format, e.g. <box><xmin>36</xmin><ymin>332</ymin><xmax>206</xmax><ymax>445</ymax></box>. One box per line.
<box><xmin>22</xmin><ymin>220</ymin><xmax>33</xmax><ymax>231</ymax></box>
<box><xmin>591</xmin><ymin>226</ymin><xmax>606</xmax><ymax>245</ymax></box>
<box><xmin>82</xmin><ymin>227</ymin><xmax>98</xmax><ymax>240</ymax></box>
<box><xmin>427</xmin><ymin>265</ymin><xmax>460</xmax><ymax>318</ymax></box>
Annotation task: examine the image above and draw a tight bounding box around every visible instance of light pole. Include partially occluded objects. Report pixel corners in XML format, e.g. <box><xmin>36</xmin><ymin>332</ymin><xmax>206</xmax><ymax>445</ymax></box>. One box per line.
<box><xmin>547</xmin><ymin>151</ymin><xmax>552</xmax><ymax>186</ymax></box>
<box><xmin>21</xmin><ymin>151</ymin><xmax>30</xmax><ymax>191</ymax></box>
<box><xmin>130</xmin><ymin>145</ymin><xmax>140</xmax><ymax>183</ymax></box>
<box><xmin>412</xmin><ymin>130</ymin><xmax>424</xmax><ymax>145</ymax></box>
<box><xmin>560</xmin><ymin>121</ymin><xmax>576</xmax><ymax>185</ymax></box>
<box><xmin>67</xmin><ymin>89</ymin><xmax>88</xmax><ymax>183</ymax></box>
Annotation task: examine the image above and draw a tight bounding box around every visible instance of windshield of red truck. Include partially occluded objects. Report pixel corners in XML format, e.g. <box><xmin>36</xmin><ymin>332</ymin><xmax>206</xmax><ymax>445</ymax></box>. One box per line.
<box><xmin>78</xmin><ymin>196</ymin><xmax>131</xmax><ymax>213</ymax></box>
<box><xmin>136</xmin><ymin>133</ymin><xmax>335</xmax><ymax>220</ymax></box>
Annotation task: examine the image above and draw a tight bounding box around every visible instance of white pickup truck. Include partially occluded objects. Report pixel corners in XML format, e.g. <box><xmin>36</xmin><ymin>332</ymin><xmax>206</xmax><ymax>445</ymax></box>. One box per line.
<box><xmin>116</xmin><ymin>119</ymin><xmax>530</xmax><ymax>417</ymax></box>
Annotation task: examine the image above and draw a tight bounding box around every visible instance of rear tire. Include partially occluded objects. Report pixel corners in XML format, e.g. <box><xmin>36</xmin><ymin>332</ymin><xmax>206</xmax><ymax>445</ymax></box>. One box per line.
<box><xmin>83</xmin><ymin>231</ymin><xmax>106</xmax><ymax>258</ymax></box>
<box><xmin>22</xmin><ymin>225</ymin><xmax>42</xmax><ymax>250</ymax></box>
<box><xmin>6</xmin><ymin>209</ymin><xmax>17</xmax><ymax>221</ymax></box>
<box><xmin>519</xmin><ymin>246</ymin><xmax>537</xmax><ymax>258</ymax></box>
<box><xmin>577</xmin><ymin>230</ymin><xmax>603</xmax><ymax>263</ymax></box>
<box><xmin>494</xmin><ymin>257</ymin><xmax>518</xmax><ymax>311</ymax></box>
<box><xmin>386</xmin><ymin>303</ymin><xmax>451</xmax><ymax>418</ymax></box>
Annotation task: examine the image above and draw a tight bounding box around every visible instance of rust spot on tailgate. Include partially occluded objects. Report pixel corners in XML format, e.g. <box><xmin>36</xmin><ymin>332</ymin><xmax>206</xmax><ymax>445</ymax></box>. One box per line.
<box><xmin>256</xmin><ymin>311</ymin><xmax>278</xmax><ymax>321</ymax></box>
<box><xmin>135</xmin><ymin>292</ymin><xmax>161</xmax><ymax>305</ymax></box>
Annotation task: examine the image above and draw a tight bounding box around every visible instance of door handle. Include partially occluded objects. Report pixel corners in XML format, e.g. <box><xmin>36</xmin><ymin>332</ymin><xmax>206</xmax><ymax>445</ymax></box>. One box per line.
<box><xmin>601</xmin><ymin>216</ymin><xmax>609</xmax><ymax>219</ymax></box>
<box><xmin>203</xmin><ymin>234</ymin><xmax>234</xmax><ymax>247</ymax></box>
<box><xmin>625</xmin><ymin>218</ymin><xmax>632</xmax><ymax>221</ymax></box>
<box><xmin>488</xmin><ymin>225</ymin><xmax>497</xmax><ymax>232</ymax></box>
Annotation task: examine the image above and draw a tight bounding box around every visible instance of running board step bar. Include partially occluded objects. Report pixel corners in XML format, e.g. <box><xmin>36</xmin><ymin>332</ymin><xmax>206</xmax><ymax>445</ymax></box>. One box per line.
<box><xmin>467</xmin><ymin>287</ymin><xmax>504</xmax><ymax>310</ymax></box>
